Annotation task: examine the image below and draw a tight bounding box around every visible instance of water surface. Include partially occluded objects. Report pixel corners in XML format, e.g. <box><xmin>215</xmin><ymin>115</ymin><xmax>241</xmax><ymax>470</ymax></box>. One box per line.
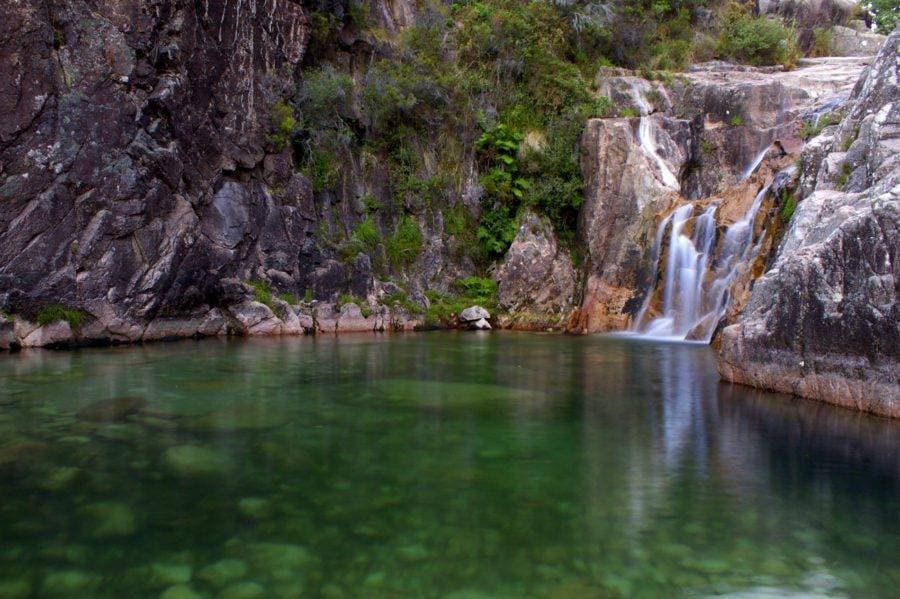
<box><xmin>0</xmin><ymin>333</ymin><xmax>897</xmax><ymax>597</ymax></box>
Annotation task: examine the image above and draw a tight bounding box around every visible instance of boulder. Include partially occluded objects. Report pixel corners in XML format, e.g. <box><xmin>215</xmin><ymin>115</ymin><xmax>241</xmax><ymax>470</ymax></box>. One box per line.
<box><xmin>76</xmin><ymin>396</ymin><xmax>146</xmax><ymax>423</ymax></box>
<box><xmin>494</xmin><ymin>211</ymin><xmax>577</xmax><ymax>325</ymax></box>
<box><xmin>471</xmin><ymin>318</ymin><xmax>492</xmax><ymax>331</ymax></box>
<box><xmin>163</xmin><ymin>444</ymin><xmax>230</xmax><ymax>477</ymax></box>
<box><xmin>459</xmin><ymin>306</ymin><xmax>490</xmax><ymax>322</ymax></box>
<box><xmin>829</xmin><ymin>25</ymin><xmax>887</xmax><ymax>57</ymax></box>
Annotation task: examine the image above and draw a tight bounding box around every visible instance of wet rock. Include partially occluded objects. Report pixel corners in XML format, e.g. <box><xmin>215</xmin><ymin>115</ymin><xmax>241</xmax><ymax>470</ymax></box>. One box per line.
<box><xmin>470</xmin><ymin>318</ymin><xmax>491</xmax><ymax>331</ymax></box>
<box><xmin>164</xmin><ymin>445</ymin><xmax>230</xmax><ymax>477</ymax></box>
<box><xmin>197</xmin><ymin>559</ymin><xmax>248</xmax><ymax>588</ymax></box>
<box><xmin>459</xmin><ymin>306</ymin><xmax>490</xmax><ymax>322</ymax></box>
<box><xmin>219</xmin><ymin>581</ymin><xmax>266</xmax><ymax>599</ymax></box>
<box><xmin>76</xmin><ymin>396</ymin><xmax>146</xmax><ymax>423</ymax></box>
<box><xmin>41</xmin><ymin>570</ymin><xmax>100</xmax><ymax>596</ymax></box>
<box><xmin>81</xmin><ymin>501</ymin><xmax>137</xmax><ymax>538</ymax></box>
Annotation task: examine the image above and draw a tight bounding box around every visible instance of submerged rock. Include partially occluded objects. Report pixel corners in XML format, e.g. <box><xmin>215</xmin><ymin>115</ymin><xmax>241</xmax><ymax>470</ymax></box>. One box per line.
<box><xmin>237</xmin><ymin>497</ymin><xmax>273</xmax><ymax>521</ymax></box>
<box><xmin>219</xmin><ymin>581</ymin><xmax>266</xmax><ymax>599</ymax></box>
<box><xmin>164</xmin><ymin>445</ymin><xmax>230</xmax><ymax>477</ymax></box>
<box><xmin>146</xmin><ymin>563</ymin><xmax>193</xmax><ymax>587</ymax></box>
<box><xmin>76</xmin><ymin>396</ymin><xmax>146</xmax><ymax>423</ymax></box>
<box><xmin>197</xmin><ymin>559</ymin><xmax>248</xmax><ymax>588</ymax></box>
<box><xmin>81</xmin><ymin>501</ymin><xmax>137</xmax><ymax>538</ymax></box>
<box><xmin>187</xmin><ymin>404</ymin><xmax>287</xmax><ymax>433</ymax></box>
<box><xmin>242</xmin><ymin>542</ymin><xmax>315</xmax><ymax>582</ymax></box>
<box><xmin>41</xmin><ymin>570</ymin><xmax>100</xmax><ymax>596</ymax></box>
<box><xmin>159</xmin><ymin>584</ymin><xmax>204</xmax><ymax>599</ymax></box>
<box><xmin>0</xmin><ymin>579</ymin><xmax>32</xmax><ymax>599</ymax></box>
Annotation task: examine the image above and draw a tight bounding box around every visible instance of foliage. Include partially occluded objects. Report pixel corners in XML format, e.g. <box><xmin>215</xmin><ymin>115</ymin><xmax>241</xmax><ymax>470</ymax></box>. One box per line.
<box><xmin>338</xmin><ymin>294</ymin><xmax>371</xmax><ymax>317</ymax></box>
<box><xmin>717</xmin><ymin>8</ymin><xmax>800</xmax><ymax>68</ymax></box>
<box><xmin>36</xmin><ymin>304</ymin><xmax>86</xmax><ymax>328</ymax></box>
<box><xmin>424</xmin><ymin>276</ymin><xmax>498</xmax><ymax>324</ymax></box>
<box><xmin>278</xmin><ymin>293</ymin><xmax>299</xmax><ymax>305</ymax></box>
<box><xmin>268</xmin><ymin>101</ymin><xmax>297</xmax><ymax>151</ymax></box>
<box><xmin>382</xmin><ymin>289</ymin><xmax>425</xmax><ymax>315</ymax></box>
<box><xmin>867</xmin><ymin>0</ymin><xmax>899</xmax><ymax>34</ymax></box>
<box><xmin>385</xmin><ymin>216</ymin><xmax>423</xmax><ymax>268</ymax></box>
<box><xmin>729</xmin><ymin>113</ymin><xmax>744</xmax><ymax>127</ymax></box>
<box><xmin>779</xmin><ymin>189</ymin><xmax>797</xmax><ymax>222</ymax></box>
<box><xmin>837</xmin><ymin>162</ymin><xmax>852</xmax><ymax>188</ymax></box>
<box><xmin>809</xmin><ymin>27</ymin><xmax>833</xmax><ymax>58</ymax></box>
<box><xmin>298</xmin><ymin>65</ymin><xmax>354</xmax><ymax>131</ymax></box>
<box><xmin>800</xmin><ymin>112</ymin><xmax>838</xmax><ymax>140</ymax></box>
<box><xmin>248</xmin><ymin>280</ymin><xmax>275</xmax><ymax>311</ymax></box>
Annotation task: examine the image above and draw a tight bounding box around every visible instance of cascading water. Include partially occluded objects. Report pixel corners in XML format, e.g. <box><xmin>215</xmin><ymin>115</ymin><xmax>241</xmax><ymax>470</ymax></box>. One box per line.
<box><xmin>638</xmin><ymin>118</ymin><xmax>680</xmax><ymax>190</ymax></box>
<box><xmin>631</xmin><ymin>184</ymin><xmax>772</xmax><ymax>343</ymax></box>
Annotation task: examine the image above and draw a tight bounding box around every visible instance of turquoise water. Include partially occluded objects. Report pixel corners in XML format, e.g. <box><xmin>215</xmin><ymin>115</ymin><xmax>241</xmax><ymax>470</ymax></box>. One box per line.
<box><xmin>0</xmin><ymin>333</ymin><xmax>897</xmax><ymax>598</ymax></box>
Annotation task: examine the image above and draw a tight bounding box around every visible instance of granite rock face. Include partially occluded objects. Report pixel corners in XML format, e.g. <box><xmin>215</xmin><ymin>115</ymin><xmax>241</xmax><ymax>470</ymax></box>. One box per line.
<box><xmin>717</xmin><ymin>31</ymin><xmax>900</xmax><ymax>417</ymax></box>
<box><xmin>494</xmin><ymin>212</ymin><xmax>577</xmax><ymax>327</ymax></box>
<box><xmin>571</xmin><ymin>55</ymin><xmax>870</xmax><ymax>334</ymax></box>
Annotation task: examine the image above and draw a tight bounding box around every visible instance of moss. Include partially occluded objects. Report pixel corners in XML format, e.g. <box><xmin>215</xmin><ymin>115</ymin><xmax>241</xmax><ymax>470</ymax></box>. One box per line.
<box><xmin>36</xmin><ymin>305</ymin><xmax>86</xmax><ymax>329</ymax></box>
<box><xmin>278</xmin><ymin>293</ymin><xmax>299</xmax><ymax>305</ymax></box>
<box><xmin>619</xmin><ymin>107</ymin><xmax>639</xmax><ymax>118</ymax></box>
<box><xmin>779</xmin><ymin>190</ymin><xmax>797</xmax><ymax>222</ymax></box>
<box><xmin>700</xmin><ymin>138</ymin><xmax>714</xmax><ymax>156</ymax></box>
<box><xmin>729</xmin><ymin>114</ymin><xmax>744</xmax><ymax>127</ymax></box>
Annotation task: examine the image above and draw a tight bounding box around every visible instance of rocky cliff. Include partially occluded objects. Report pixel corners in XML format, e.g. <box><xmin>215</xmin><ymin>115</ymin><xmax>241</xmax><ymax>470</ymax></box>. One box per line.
<box><xmin>717</xmin><ymin>31</ymin><xmax>899</xmax><ymax>417</ymax></box>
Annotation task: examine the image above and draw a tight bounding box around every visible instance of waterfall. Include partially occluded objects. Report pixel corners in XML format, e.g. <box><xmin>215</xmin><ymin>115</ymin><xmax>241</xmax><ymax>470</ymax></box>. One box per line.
<box><xmin>739</xmin><ymin>145</ymin><xmax>770</xmax><ymax>182</ymax></box>
<box><xmin>638</xmin><ymin>118</ymin><xmax>680</xmax><ymax>189</ymax></box>
<box><xmin>631</xmin><ymin>184</ymin><xmax>771</xmax><ymax>343</ymax></box>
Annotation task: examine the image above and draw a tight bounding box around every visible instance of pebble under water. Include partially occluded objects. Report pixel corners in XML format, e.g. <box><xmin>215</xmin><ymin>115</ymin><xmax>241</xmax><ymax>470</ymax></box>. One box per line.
<box><xmin>0</xmin><ymin>333</ymin><xmax>897</xmax><ymax>598</ymax></box>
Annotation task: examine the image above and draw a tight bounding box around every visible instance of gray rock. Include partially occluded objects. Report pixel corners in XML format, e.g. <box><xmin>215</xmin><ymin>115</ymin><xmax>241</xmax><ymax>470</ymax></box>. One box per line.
<box><xmin>830</xmin><ymin>25</ymin><xmax>887</xmax><ymax>57</ymax></box>
<box><xmin>459</xmin><ymin>306</ymin><xmax>490</xmax><ymax>322</ymax></box>
<box><xmin>80</xmin><ymin>501</ymin><xmax>137</xmax><ymax>538</ymax></box>
<box><xmin>470</xmin><ymin>318</ymin><xmax>492</xmax><ymax>330</ymax></box>
<box><xmin>718</xmin><ymin>31</ymin><xmax>900</xmax><ymax>417</ymax></box>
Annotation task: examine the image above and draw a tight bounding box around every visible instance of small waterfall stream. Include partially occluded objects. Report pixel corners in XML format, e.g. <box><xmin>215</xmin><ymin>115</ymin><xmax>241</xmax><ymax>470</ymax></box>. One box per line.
<box><xmin>631</xmin><ymin>184</ymin><xmax>772</xmax><ymax>342</ymax></box>
<box><xmin>638</xmin><ymin>117</ymin><xmax>680</xmax><ymax>190</ymax></box>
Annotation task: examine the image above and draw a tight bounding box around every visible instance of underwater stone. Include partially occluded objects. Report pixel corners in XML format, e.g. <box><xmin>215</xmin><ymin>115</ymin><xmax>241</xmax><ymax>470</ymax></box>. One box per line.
<box><xmin>219</xmin><ymin>581</ymin><xmax>266</xmax><ymax>599</ymax></box>
<box><xmin>197</xmin><ymin>559</ymin><xmax>248</xmax><ymax>588</ymax></box>
<box><xmin>243</xmin><ymin>542</ymin><xmax>315</xmax><ymax>582</ymax></box>
<box><xmin>76</xmin><ymin>396</ymin><xmax>146</xmax><ymax>422</ymax></box>
<box><xmin>164</xmin><ymin>444</ymin><xmax>229</xmax><ymax>477</ymax></box>
<box><xmin>81</xmin><ymin>501</ymin><xmax>137</xmax><ymax>537</ymax></box>
<box><xmin>0</xmin><ymin>579</ymin><xmax>32</xmax><ymax>599</ymax></box>
<box><xmin>41</xmin><ymin>570</ymin><xmax>100</xmax><ymax>595</ymax></box>
<box><xmin>147</xmin><ymin>563</ymin><xmax>193</xmax><ymax>587</ymax></box>
<box><xmin>237</xmin><ymin>497</ymin><xmax>272</xmax><ymax>520</ymax></box>
<box><xmin>159</xmin><ymin>584</ymin><xmax>203</xmax><ymax>599</ymax></box>
<box><xmin>39</xmin><ymin>466</ymin><xmax>81</xmax><ymax>491</ymax></box>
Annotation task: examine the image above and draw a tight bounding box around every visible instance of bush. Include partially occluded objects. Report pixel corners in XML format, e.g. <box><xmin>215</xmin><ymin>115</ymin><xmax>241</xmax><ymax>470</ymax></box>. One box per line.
<box><xmin>298</xmin><ymin>65</ymin><xmax>354</xmax><ymax>131</ymax></box>
<box><xmin>424</xmin><ymin>276</ymin><xmax>498</xmax><ymax>324</ymax></box>
<box><xmin>869</xmin><ymin>0</ymin><xmax>900</xmax><ymax>34</ymax></box>
<box><xmin>808</xmin><ymin>27</ymin><xmax>833</xmax><ymax>58</ymax></box>
<box><xmin>779</xmin><ymin>189</ymin><xmax>797</xmax><ymax>222</ymax></box>
<box><xmin>36</xmin><ymin>304</ymin><xmax>86</xmax><ymax>328</ymax></box>
<box><xmin>385</xmin><ymin>216</ymin><xmax>423</xmax><ymax>268</ymax></box>
<box><xmin>248</xmin><ymin>280</ymin><xmax>275</xmax><ymax>310</ymax></box>
<box><xmin>718</xmin><ymin>9</ymin><xmax>800</xmax><ymax>68</ymax></box>
<box><xmin>268</xmin><ymin>101</ymin><xmax>297</xmax><ymax>151</ymax></box>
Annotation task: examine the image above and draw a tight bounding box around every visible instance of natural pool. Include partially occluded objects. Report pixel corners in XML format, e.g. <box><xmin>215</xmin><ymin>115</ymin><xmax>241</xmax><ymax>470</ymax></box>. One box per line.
<box><xmin>0</xmin><ymin>333</ymin><xmax>897</xmax><ymax>598</ymax></box>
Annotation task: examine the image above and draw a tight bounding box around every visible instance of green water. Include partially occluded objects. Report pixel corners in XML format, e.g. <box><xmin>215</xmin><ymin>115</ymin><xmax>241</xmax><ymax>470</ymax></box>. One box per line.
<box><xmin>0</xmin><ymin>333</ymin><xmax>897</xmax><ymax>598</ymax></box>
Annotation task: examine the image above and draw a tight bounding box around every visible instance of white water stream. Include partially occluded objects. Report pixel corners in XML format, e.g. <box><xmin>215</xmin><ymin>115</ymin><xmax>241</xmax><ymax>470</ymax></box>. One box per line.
<box><xmin>631</xmin><ymin>184</ymin><xmax>771</xmax><ymax>342</ymax></box>
<box><xmin>638</xmin><ymin>117</ymin><xmax>680</xmax><ymax>190</ymax></box>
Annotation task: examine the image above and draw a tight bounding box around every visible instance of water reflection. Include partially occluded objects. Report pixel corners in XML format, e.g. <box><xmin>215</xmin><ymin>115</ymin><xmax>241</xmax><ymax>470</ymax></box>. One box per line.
<box><xmin>0</xmin><ymin>333</ymin><xmax>896</xmax><ymax>597</ymax></box>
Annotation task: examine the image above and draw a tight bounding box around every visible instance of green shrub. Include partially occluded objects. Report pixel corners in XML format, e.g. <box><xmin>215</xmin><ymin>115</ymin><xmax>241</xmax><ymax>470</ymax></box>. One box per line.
<box><xmin>338</xmin><ymin>294</ymin><xmax>372</xmax><ymax>317</ymax></box>
<box><xmin>382</xmin><ymin>289</ymin><xmax>425</xmax><ymax>315</ymax></box>
<box><xmin>385</xmin><ymin>216</ymin><xmax>423</xmax><ymax>268</ymax></box>
<box><xmin>299</xmin><ymin>147</ymin><xmax>341</xmax><ymax>192</ymax></box>
<box><xmin>248</xmin><ymin>280</ymin><xmax>275</xmax><ymax>310</ymax></box>
<box><xmin>870</xmin><ymin>0</ymin><xmax>899</xmax><ymax>34</ymax></box>
<box><xmin>268</xmin><ymin>101</ymin><xmax>297</xmax><ymax>151</ymax></box>
<box><xmin>718</xmin><ymin>9</ymin><xmax>800</xmax><ymax>68</ymax></box>
<box><xmin>809</xmin><ymin>27</ymin><xmax>833</xmax><ymax>58</ymax></box>
<box><xmin>837</xmin><ymin>162</ymin><xmax>852</xmax><ymax>188</ymax></box>
<box><xmin>729</xmin><ymin>114</ymin><xmax>744</xmax><ymax>127</ymax></box>
<box><xmin>278</xmin><ymin>293</ymin><xmax>299</xmax><ymax>305</ymax></box>
<box><xmin>476</xmin><ymin>204</ymin><xmax>518</xmax><ymax>258</ymax></box>
<box><xmin>298</xmin><ymin>65</ymin><xmax>354</xmax><ymax>131</ymax></box>
<box><xmin>619</xmin><ymin>107</ymin><xmax>639</xmax><ymax>118</ymax></box>
<box><xmin>424</xmin><ymin>276</ymin><xmax>498</xmax><ymax>324</ymax></box>
<box><xmin>800</xmin><ymin>112</ymin><xmax>838</xmax><ymax>140</ymax></box>
<box><xmin>36</xmin><ymin>304</ymin><xmax>86</xmax><ymax>328</ymax></box>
